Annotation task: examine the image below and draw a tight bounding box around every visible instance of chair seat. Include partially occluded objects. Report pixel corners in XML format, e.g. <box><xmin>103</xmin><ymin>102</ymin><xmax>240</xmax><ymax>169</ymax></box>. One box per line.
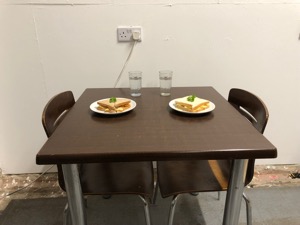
<box><xmin>79</xmin><ymin>162</ymin><xmax>154</xmax><ymax>197</ymax></box>
<box><xmin>157</xmin><ymin>160</ymin><xmax>231</xmax><ymax>198</ymax></box>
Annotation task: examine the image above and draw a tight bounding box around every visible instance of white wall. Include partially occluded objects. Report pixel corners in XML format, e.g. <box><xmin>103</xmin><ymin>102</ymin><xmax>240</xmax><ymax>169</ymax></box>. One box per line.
<box><xmin>1</xmin><ymin>0</ymin><xmax>300</xmax><ymax>174</ymax></box>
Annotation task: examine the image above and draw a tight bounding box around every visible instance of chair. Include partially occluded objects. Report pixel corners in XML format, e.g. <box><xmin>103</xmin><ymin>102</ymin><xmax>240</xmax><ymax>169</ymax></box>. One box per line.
<box><xmin>156</xmin><ymin>88</ymin><xmax>269</xmax><ymax>225</ymax></box>
<box><xmin>42</xmin><ymin>91</ymin><xmax>154</xmax><ymax>225</ymax></box>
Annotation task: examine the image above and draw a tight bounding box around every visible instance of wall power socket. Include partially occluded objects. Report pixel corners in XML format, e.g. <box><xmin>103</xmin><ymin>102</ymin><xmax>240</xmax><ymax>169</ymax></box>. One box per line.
<box><xmin>117</xmin><ymin>26</ymin><xmax>142</xmax><ymax>42</ymax></box>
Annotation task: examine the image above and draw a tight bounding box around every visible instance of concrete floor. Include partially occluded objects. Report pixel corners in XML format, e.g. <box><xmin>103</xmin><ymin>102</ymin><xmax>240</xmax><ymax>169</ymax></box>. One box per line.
<box><xmin>1</xmin><ymin>164</ymin><xmax>300</xmax><ymax>213</ymax></box>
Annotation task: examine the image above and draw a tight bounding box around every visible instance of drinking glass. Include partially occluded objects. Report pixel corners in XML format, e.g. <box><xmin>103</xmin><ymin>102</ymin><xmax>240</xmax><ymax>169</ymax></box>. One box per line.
<box><xmin>129</xmin><ymin>71</ymin><xmax>142</xmax><ymax>97</ymax></box>
<box><xmin>159</xmin><ymin>70</ymin><xmax>173</xmax><ymax>96</ymax></box>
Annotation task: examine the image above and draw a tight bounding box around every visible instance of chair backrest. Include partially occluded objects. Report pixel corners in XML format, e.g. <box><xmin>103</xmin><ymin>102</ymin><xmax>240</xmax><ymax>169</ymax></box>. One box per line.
<box><xmin>228</xmin><ymin>88</ymin><xmax>269</xmax><ymax>185</ymax></box>
<box><xmin>42</xmin><ymin>91</ymin><xmax>75</xmax><ymax>138</ymax></box>
<box><xmin>42</xmin><ymin>91</ymin><xmax>75</xmax><ymax>190</ymax></box>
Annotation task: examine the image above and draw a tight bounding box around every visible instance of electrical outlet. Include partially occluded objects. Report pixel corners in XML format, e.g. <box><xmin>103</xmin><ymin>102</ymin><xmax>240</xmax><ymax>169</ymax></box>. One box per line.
<box><xmin>117</xmin><ymin>26</ymin><xmax>142</xmax><ymax>42</ymax></box>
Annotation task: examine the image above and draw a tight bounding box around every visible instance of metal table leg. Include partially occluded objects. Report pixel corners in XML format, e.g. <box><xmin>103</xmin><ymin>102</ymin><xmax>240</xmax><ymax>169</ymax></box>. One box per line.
<box><xmin>223</xmin><ymin>159</ymin><xmax>246</xmax><ymax>225</ymax></box>
<box><xmin>62</xmin><ymin>164</ymin><xmax>87</xmax><ymax>225</ymax></box>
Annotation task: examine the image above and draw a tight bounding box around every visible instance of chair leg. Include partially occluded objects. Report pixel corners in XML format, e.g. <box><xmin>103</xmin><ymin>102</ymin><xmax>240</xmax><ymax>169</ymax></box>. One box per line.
<box><xmin>151</xmin><ymin>161</ymin><xmax>158</xmax><ymax>205</ymax></box>
<box><xmin>168</xmin><ymin>195</ymin><xmax>179</xmax><ymax>225</ymax></box>
<box><xmin>63</xmin><ymin>198</ymin><xmax>88</xmax><ymax>225</ymax></box>
<box><xmin>218</xmin><ymin>191</ymin><xmax>221</xmax><ymax>200</ymax></box>
<box><xmin>151</xmin><ymin>180</ymin><xmax>158</xmax><ymax>204</ymax></box>
<box><xmin>243</xmin><ymin>192</ymin><xmax>252</xmax><ymax>225</ymax></box>
<box><xmin>63</xmin><ymin>203</ymin><xmax>71</xmax><ymax>225</ymax></box>
<box><xmin>139</xmin><ymin>195</ymin><xmax>152</xmax><ymax>225</ymax></box>
<box><xmin>84</xmin><ymin>196</ymin><xmax>88</xmax><ymax>207</ymax></box>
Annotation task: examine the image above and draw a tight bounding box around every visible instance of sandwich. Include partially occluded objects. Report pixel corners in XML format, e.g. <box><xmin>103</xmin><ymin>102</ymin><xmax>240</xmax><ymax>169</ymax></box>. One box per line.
<box><xmin>175</xmin><ymin>95</ymin><xmax>210</xmax><ymax>112</ymax></box>
<box><xmin>97</xmin><ymin>97</ymin><xmax>131</xmax><ymax>113</ymax></box>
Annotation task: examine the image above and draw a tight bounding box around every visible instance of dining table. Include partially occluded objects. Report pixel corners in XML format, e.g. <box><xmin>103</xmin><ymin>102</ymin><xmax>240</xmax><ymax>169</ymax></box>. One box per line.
<box><xmin>36</xmin><ymin>86</ymin><xmax>277</xmax><ymax>225</ymax></box>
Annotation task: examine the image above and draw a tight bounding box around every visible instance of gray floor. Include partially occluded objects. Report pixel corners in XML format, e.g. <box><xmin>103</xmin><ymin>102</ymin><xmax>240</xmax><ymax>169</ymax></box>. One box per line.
<box><xmin>0</xmin><ymin>186</ymin><xmax>300</xmax><ymax>225</ymax></box>
<box><xmin>99</xmin><ymin>187</ymin><xmax>300</xmax><ymax>225</ymax></box>
<box><xmin>1</xmin><ymin>165</ymin><xmax>300</xmax><ymax>225</ymax></box>
<box><xmin>194</xmin><ymin>187</ymin><xmax>300</xmax><ymax>225</ymax></box>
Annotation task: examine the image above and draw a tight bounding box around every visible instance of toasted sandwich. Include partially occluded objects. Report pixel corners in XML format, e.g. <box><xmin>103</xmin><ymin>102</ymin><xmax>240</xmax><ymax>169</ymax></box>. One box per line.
<box><xmin>114</xmin><ymin>98</ymin><xmax>131</xmax><ymax>108</ymax></box>
<box><xmin>175</xmin><ymin>95</ymin><xmax>210</xmax><ymax>112</ymax></box>
<box><xmin>97</xmin><ymin>98</ymin><xmax>131</xmax><ymax>113</ymax></box>
<box><xmin>97</xmin><ymin>99</ymin><xmax>115</xmax><ymax>111</ymax></box>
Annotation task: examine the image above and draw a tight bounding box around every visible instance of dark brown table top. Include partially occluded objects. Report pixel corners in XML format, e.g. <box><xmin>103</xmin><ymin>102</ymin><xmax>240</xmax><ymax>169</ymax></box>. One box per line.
<box><xmin>36</xmin><ymin>87</ymin><xmax>277</xmax><ymax>165</ymax></box>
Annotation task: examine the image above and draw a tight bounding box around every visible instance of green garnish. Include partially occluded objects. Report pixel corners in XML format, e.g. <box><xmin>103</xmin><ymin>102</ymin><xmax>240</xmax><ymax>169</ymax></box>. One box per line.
<box><xmin>109</xmin><ymin>97</ymin><xmax>117</xmax><ymax>103</ymax></box>
<box><xmin>187</xmin><ymin>95</ymin><xmax>196</xmax><ymax>102</ymax></box>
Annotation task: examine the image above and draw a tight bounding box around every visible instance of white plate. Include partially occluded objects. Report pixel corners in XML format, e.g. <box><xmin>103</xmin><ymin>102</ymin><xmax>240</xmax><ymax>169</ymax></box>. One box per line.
<box><xmin>90</xmin><ymin>98</ymin><xmax>136</xmax><ymax>115</ymax></box>
<box><xmin>169</xmin><ymin>99</ymin><xmax>215</xmax><ymax>114</ymax></box>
